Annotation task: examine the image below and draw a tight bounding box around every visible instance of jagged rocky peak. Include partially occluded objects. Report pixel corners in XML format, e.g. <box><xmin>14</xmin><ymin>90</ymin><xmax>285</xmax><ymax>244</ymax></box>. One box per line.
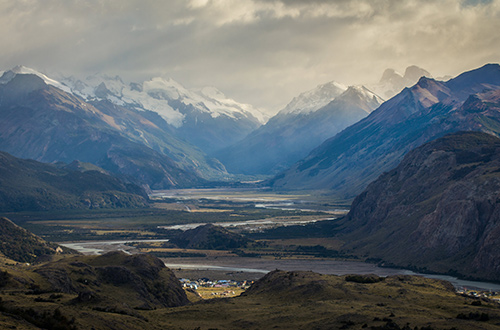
<box><xmin>379</xmin><ymin>68</ymin><xmax>403</xmax><ymax>84</ymax></box>
<box><xmin>373</xmin><ymin>65</ymin><xmax>432</xmax><ymax>99</ymax></box>
<box><xmin>404</xmin><ymin>65</ymin><xmax>432</xmax><ymax>82</ymax></box>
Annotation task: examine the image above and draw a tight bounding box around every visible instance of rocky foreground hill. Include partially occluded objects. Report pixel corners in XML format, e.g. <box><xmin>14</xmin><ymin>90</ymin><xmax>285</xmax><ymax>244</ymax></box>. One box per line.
<box><xmin>0</xmin><ymin>217</ymin><xmax>76</xmax><ymax>263</ymax></box>
<box><xmin>1</xmin><ymin>265</ymin><xmax>499</xmax><ymax>330</ymax></box>
<box><xmin>341</xmin><ymin>131</ymin><xmax>500</xmax><ymax>282</ymax></box>
<box><xmin>0</xmin><ymin>221</ymin><xmax>498</xmax><ymax>329</ymax></box>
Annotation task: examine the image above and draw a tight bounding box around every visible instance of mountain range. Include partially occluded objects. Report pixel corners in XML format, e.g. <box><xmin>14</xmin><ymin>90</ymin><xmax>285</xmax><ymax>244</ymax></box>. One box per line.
<box><xmin>214</xmin><ymin>66</ymin><xmax>430</xmax><ymax>175</ymax></box>
<box><xmin>0</xmin><ymin>64</ymin><xmax>436</xmax><ymax>191</ymax></box>
<box><xmin>2</xmin><ymin>63</ymin><xmax>498</xmax><ymax>197</ymax></box>
<box><xmin>270</xmin><ymin>63</ymin><xmax>500</xmax><ymax>199</ymax></box>
<box><xmin>58</xmin><ymin>72</ymin><xmax>267</xmax><ymax>154</ymax></box>
<box><xmin>215</xmin><ymin>84</ymin><xmax>384</xmax><ymax>174</ymax></box>
<box><xmin>340</xmin><ymin>131</ymin><xmax>500</xmax><ymax>282</ymax></box>
<box><xmin>0</xmin><ymin>67</ymin><xmax>233</xmax><ymax>189</ymax></box>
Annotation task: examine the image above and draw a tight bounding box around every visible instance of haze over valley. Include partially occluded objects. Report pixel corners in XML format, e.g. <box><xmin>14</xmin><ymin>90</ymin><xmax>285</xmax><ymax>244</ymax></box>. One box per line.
<box><xmin>1</xmin><ymin>1</ymin><xmax>500</xmax><ymax>329</ymax></box>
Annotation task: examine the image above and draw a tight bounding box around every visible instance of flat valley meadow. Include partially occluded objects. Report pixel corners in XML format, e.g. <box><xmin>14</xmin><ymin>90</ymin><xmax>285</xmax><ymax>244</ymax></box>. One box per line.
<box><xmin>5</xmin><ymin>187</ymin><xmax>499</xmax><ymax>293</ymax></box>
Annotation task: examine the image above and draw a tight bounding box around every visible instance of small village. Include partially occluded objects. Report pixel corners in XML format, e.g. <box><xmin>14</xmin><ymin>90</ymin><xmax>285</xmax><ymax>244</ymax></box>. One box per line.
<box><xmin>456</xmin><ymin>288</ymin><xmax>500</xmax><ymax>304</ymax></box>
<box><xmin>180</xmin><ymin>278</ymin><xmax>500</xmax><ymax>302</ymax></box>
<box><xmin>180</xmin><ymin>278</ymin><xmax>254</xmax><ymax>298</ymax></box>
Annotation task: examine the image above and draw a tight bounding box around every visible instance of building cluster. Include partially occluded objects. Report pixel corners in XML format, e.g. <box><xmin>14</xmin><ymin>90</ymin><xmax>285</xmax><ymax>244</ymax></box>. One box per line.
<box><xmin>180</xmin><ymin>278</ymin><xmax>253</xmax><ymax>291</ymax></box>
<box><xmin>456</xmin><ymin>288</ymin><xmax>500</xmax><ymax>303</ymax></box>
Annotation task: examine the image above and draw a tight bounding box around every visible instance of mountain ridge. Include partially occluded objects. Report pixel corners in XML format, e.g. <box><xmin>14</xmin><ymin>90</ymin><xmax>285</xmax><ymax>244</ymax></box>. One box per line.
<box><xmin>270</xmin><ymin>63</ymin><xmax>500</xmax><ymax>198</ymax></box>
<box><xmin>58</xmin><ymin>71</ymin><xmax>266</xmax><ymax>153</ymax></box>
<box><xmin>215</xmin><ymin>84</ymin><xmax>384</xmax><ymax>175</ymax></box>
<box><xmin>0</xmin><ymin>150</ymin><xmax>149</xmax><ymax>211</ymax></box>
<box><xmin>0</xmin><ymin>71</ymin><xmax>227</xmax><ymax>188</ymax></box>
<box><xmin>340</xmin><ymin>131</ymin><xmax>500</xmax><ymax>282</ymax></box>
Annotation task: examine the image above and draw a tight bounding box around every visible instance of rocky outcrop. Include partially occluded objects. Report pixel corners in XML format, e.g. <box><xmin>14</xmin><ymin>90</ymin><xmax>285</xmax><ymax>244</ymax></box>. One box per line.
<box><xmin>171</xmin><ymin>224</ymin><xmax>250</xmax><ymax>250</ymax></box>
<box><xmin>341</xmin><ymin>131</ymin><xmax>500</xmax><ymax>281</ymax></box>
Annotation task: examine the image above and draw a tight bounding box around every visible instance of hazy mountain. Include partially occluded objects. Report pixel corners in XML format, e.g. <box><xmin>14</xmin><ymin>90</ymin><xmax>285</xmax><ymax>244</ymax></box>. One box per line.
<box><xmin>0</xmin><ymin>67</ymin><xmax>230</xmax><ymax>188</ymax></box>
<box><xmin>270</xmin><ymin>63</ymin><xmax>500</xmax><ymax>198</ymax></box>
<box><xmin>60</xmin><ymin>73</ymin><xmax>267</xmax><ymax>153</ymax></box>
<box><xmin>341</xmin><ymin>131</ymin><xmax>500</xmax><ymax>282</ymax></box>
<box><xmin>215</xmin><ymin>83</ymin><xmax>383</xmax><ymax>175</ymax></box>
<box><xmin>0</xmin><ymin>150</ymin><xmax>149</xmax><ymax>211</ymax></box>
<box><xmin>278</xmin><ymin>80</ymin><xmax>347</xmax><ymax>115</ymax></box>
<box><xmin>369</xmin><ymin>65</ymin><xmax>432</xmax><ymax>99</ymax></box>
<box><xmin>0</xmin><ymin>65</ymin><xmax>72</xmax><ymax>93</ymax></box>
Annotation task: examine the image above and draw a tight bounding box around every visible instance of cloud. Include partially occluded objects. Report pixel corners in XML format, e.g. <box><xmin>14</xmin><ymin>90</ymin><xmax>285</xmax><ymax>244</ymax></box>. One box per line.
<box><xmin>0</xmin><ymin>0</ymin><xmax>499</xmax><ymax>113</ymax></box>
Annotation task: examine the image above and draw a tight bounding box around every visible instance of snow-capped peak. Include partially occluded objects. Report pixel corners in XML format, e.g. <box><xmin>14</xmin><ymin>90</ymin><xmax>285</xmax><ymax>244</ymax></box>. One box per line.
<box><xmin>334</xmin><ymin>85</ymin><xmax>385</xmax><ymax>113</ymax></box>
<box><xmin>195</xmin><ymin>86</ymin><xmax>268</xmax><ymax>124</ymax></box>
<box><xmin>198</xmin><ymin>86</ymin><xmax>226</xmax><ymax>100</ymax></box>
<box><xmin>339</xmin><ymin>85</ymin><xmax>384</xmax><ymax>103</ymax></box>
<box><xmin>280</xmin><ymin>81</ymin><xmax>347</xmax><ymax>115</ymax></box>
<box><xmin>0</xmin><ymin>65</ymin><xmax>72</xmax><ymax>93</ymax></box>
<box><xmin>59</xmin><ymin>73</ymin><xmax>267</xmax><ymax>127</ymax></box>
<box><xmin>143</xmin><ymin>77</ymin><xmax>192</xmax><ymax>101</ymax></box>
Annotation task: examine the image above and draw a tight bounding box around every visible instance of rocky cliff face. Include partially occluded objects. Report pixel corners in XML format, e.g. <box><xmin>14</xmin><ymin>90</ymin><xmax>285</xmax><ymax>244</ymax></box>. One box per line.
<box><xmin>341</xmin><ymin>131</ymin><xmax>500</xmax><ymax>281</ymax></box>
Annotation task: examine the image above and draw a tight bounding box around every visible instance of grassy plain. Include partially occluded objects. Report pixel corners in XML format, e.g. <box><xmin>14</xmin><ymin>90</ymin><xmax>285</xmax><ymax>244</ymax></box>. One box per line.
<box><xmin>0</xmin><ymin>196</ymin><xmax>330</xmax><ymax>243</ymax></box>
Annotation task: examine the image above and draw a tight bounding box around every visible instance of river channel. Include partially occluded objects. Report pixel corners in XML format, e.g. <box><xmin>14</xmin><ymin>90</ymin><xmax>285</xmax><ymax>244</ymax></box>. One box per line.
<box><xmin>61</xmin><ymin>239</ymin><xmax>500</xmax><ymax>292</ymax></box>
<box><xmin>60</xmin><ymin>188</ymin><xmax>500</xmax><ymax>292</ymax></box>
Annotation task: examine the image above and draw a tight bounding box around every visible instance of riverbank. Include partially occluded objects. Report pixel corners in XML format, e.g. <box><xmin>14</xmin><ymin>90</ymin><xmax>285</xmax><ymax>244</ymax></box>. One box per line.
<box><xmin>162</xmin><ymin>256</ymin><xmax>500</xmax><ymax>292</ymax></box>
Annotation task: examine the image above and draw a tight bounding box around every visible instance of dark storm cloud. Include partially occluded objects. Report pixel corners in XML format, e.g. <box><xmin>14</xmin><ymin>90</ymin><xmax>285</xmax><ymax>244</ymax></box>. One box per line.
<box><xmin>1</xmin><ymin>0</ymin><xmax>499</xmax><ymax>112</ymax></box>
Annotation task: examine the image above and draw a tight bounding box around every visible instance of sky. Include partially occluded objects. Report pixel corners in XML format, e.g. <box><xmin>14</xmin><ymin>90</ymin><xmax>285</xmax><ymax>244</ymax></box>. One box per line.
<box><xmin>1</xmin><ymin>0</ymin><xmax>499</xmax><ymax>114</ymax></box>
